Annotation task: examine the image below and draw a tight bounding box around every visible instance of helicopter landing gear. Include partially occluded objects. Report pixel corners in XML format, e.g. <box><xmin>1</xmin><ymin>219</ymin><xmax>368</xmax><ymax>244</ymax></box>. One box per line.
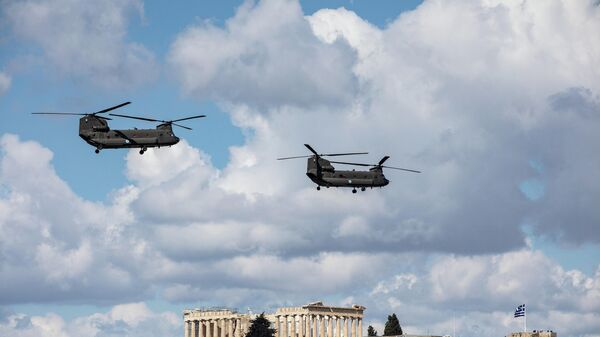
<box><xmin>317</xmin><ymin>186</ymin><xmax>321</xmax><ymax>191</ymax></box>
<box><xmin>95</xmin><ymin>148</ymin><xmax>100</xmax><ymax>154</ymax></box>
<box><xmin>139</xmin><ymin>147</ymin><xmax>147</xmax><ymax>155</ymax></box>
<box><xmin>352</xmin><ymin>188</ymin><xmax>357</xmax><ymax>194</ymax></box>
<box><xmin>361</xmin><ymin>187</ymin><xmax>366</xmax><ymax>192</ymax></box>
<box><xmin>95</xmin><ymin>146</ymin><xmax>102</xmax><ymax>154</ymax></box>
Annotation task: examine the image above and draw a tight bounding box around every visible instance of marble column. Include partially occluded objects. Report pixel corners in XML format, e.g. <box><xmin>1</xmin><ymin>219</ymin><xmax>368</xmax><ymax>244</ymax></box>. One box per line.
<box><xmin>185</xmin><ymin>321</ymin><xmax>191</xmax><ymax>337</ymax></box>
<box><xmin>319</xmin><ymin>316</ymin><xmax>325</xmax><ymax>337</ymax></box>
<box><xmin>213</xmin><ymin>319</ymin><xmax>219</xmax><ymax>337</ymax></box>
<box><xmin>357</xmin><ymin>319</ymin><xmax>362</xmax><ymax>337</ymax></box>
<box><xmin>312</xmin><ymin>315</ymin><xmax>318</xmax><ymax>337</ymax></box>
<box><xmin>291</xmin><ymin>315</ymin><xmax>296</xmax><ymax>337</ymax></box>
<box><xmin>200</xmin><ymin>321</ymin><xmax>205</xmax><ymax>337</ymax></box>
<box><xmin>351</xmin><ymin>319</ymin><xmax>356</xmax><ymax>337</ymax></box>
<box><xmin>343</xmin><ymin>318</ymin><xmax>348</xmax><ymax>337</ymax></box>
<box><xmin>304</xmin><ymin>315</ymin><xmax>310</xmax><ymax>337</ymax></box>
<box><xmin>206</xmin><ymin>320</ymin><xmax>212</xmax><ymax>337</ymax></box>
<box><xmin>192</xmin><ymin>321</ymin><xmax>198</xmax><ymax>337</ymax></box>
<box><xmin>336</xmin><ymin>317</ymin><xmax>341</xmax><ymax>337</ymax></box>
<box><xmin>327</xmin><ymin>317</ymin><xmax>333</xmax><ymax>337</ymax></box>
<box><xmin>221</xmin><ymin>319</ymin><xmax>227</xmax><ymax>337</ymax></box>
<box><xmin>283</xmin><ymin>315</ymin><xmax>289</xmax><ymax>337</ymax></box>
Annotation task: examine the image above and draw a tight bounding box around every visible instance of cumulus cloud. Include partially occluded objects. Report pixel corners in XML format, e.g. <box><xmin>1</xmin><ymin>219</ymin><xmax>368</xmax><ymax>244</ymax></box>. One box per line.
<box><xmin>0</xmin><ymin>303</ymin><xmax>180</xmax><ymax>337</ymax></box>
<box><xmin>366</xmin><ymin>250</ymin><xmax>600</xmax><ymax>337</ymax></box>
<box><xmin>3</xmin><ymin>0</ymin><xmax>157</xmax><ymax>88</ymax></box>
<box><xmin>168</xmin><ymin>0</ymin><xmax>358</xmax><ymax>109</ymax></box>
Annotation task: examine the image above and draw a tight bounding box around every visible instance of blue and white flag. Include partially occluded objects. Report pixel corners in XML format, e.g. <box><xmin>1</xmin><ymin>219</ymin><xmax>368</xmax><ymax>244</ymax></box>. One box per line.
<box><xmin>514</xmin><ymin>304</ymin><xmax>525</xmax><ymax>318</ymax></box>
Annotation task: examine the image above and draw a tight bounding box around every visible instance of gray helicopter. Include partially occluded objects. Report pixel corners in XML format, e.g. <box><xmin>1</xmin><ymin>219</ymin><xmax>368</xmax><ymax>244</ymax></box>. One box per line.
<box><xmin>278</xmin><ymin>144</ymin><xmax>420</xmax><ymax>193</ymax></box>
<box><xmin>33</xmin><ymin>102</ymin><xmax>205</xmax><ymax>154</ymax></box>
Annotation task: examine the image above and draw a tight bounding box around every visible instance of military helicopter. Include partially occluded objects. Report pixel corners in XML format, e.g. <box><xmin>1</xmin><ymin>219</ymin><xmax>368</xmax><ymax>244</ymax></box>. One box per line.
<box><xmin>33</xmin><ymin>102</ymin><xmax>205</xmax><ymax>154</ymax></box>
<box><xmin>277</xmin><ymin>144</ymin><xmax>421</xmax><ymax>193</ymax></box>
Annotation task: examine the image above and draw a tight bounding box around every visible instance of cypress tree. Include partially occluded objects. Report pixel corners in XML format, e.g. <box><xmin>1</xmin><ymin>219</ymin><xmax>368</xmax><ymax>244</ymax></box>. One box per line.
<box><xmin>246</xmin><ymin>313</ymin><xmax>276</xmax><ymax>337</ymax></box>
<box><xmin>367</xmin><ymin>325</ymin><xmax>378</xmax><ymax>336</ymax></box>
<box><xmin>383</xmin><ymin>314</ymin><xmax>403</xmax><ymax>336</ymax></box>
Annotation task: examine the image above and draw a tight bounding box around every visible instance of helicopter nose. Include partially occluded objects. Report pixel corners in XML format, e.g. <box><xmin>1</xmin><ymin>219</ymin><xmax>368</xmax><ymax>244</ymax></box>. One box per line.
<box><xmin>174</xmin><ymin>136</ymin><xmax>180</xmax><ymax>144</ymax></box>
<box><xmin>383</xmin><ymin>178</ymin><xmax>390</xmax><ymax>186</ymax></box>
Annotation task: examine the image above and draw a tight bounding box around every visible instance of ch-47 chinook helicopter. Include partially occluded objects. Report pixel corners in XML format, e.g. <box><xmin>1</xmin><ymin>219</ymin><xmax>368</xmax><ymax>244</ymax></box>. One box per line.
<box><xmin>277</xmin><ymin>144</ymin><xmax>421</xmax><ymax>193</ymax></box>
<box><xmin>33</xmin><ymin>102</ymin><xmax>205</xmax><ymax>154</ymax></box>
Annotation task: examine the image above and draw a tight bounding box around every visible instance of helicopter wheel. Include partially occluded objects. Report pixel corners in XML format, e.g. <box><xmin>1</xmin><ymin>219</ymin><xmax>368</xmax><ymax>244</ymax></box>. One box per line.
<box><xmin>317</xmin><ymin>186</ymin><xmax>321</xmax><ymax>191</ymax></box>
<box><xmin>352</xmin><ymin>188</ymin><xmax>357</xmax><ymax>194</ymax></box>
<box><xmin>95</xmin><ymin>149</ymin><xmax>100</xmax><ymax>154</ymax></box>
<box><xmin>139</xmin><ymin>148</ymin><xmax>146</xmax><ymax>155</ymax></box>
<box><xmin>361</xmin><ymin>187</ymin><xmax>366</xmax><ymax>192</ymax></box>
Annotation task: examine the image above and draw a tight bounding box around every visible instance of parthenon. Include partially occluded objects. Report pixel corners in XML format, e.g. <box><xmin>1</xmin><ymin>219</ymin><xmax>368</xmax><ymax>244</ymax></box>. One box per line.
<box><xmin>183</xmin><ymin>302</ymin><xmax>366</xmax><ymax>337</ymax></box>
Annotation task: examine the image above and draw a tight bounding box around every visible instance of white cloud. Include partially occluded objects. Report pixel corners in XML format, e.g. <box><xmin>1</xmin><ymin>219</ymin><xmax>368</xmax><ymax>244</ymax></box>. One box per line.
<box><xmin>0</xmin><ymin>303</ymin><xmax>180</xmax><ymax>337</ymax></box>
<box><xmin>167</xmin><ymin>0</ymin><xmax>358</xmax><ymax>109</ymax></box>
<box><xmin>0</xmin><ymin>72</ymin><xmax>11</xmax><ymax>96</ymax></box>
<box><xmin>3</xmin><ymin>0</ymin><xmax>157</xmax><ymax>88</ymax></box>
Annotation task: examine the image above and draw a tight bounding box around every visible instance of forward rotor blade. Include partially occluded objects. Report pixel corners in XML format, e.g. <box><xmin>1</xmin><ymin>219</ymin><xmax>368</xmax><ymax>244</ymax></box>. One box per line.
<box><xmin>172</xmin><ymin>122</ymin><xmax>192</xmax><ymax>130</ymax></box>
<box><xmin>304</xmin><ymin>144</ymin><xmax>319</xmax><ymax>156</ymax></box>
<box><xmin>322</xmin><ymin>152</ymin><xmax>369</xmax><ymax>157</ymax></box>
<box><xmin>32</xmin><ymin>112</ymin><xmax>111</xmax><ymax>120</ymax></box>
<box><xmin>93</xmin><ymin>102</ymin><xmax>131</xmax><ymax>115</ymax></box>
<box><xmin>109</xmin><ymin>113</ymin><xmax>160</xmax><ymax>123</ymax></box>
<box><xmin>329</xmin><ymin>160</ymin><xmax>372</xmax><ymax>167</ymax></box>
<box><xmin>277</xmin><ymin>155</ymin><xmax>313</xmax><ymax>160</ymax></box>
<box><xmin>378</xmin><ymin>156</ymin><xmax>390</xmax><ymax>166</ymax></box>
<box><xmin>171</xmin><ymin>115</ymin><xmax>206</xmax><ymax>122</ymax></box>
<box><xmin>32</xmin><ymin>112</ymin><xmax>86</xmax><ymax>116</ymax></box>
<box><xmin>382</xmin><ymin>165</ymin><xmax>421</xmax><ymax>173</ymax></box>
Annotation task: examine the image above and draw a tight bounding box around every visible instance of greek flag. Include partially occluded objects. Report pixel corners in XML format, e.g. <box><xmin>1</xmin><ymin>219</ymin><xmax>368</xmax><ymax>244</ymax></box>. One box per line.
<box><xmin>514</xmin><ymin>304</ymin><xmax>525</xmax><ymax>318</ymax></box>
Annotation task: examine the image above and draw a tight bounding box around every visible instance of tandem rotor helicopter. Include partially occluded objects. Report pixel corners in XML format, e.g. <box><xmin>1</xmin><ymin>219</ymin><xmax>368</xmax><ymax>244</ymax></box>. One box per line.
<box><xmin>278</xmin><ymin>144</ymin><xmax>421</xmax><ymax>193</ymax></box>
<box><xmin>33</xmin><ymin>102</ymin><xmax>205</xmax><ymax>154</ymax></box>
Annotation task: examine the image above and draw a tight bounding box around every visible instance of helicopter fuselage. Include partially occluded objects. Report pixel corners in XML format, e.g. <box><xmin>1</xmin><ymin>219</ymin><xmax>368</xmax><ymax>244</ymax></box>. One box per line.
<box><xmin>78</xmin><ymin>116</ymin><xmax>179</xmax><ymax>153</ymax></box>
<box><xmin>306</xmin><ymin>156</ymin><xmax>389</xmax><ymax>188</ymax></box>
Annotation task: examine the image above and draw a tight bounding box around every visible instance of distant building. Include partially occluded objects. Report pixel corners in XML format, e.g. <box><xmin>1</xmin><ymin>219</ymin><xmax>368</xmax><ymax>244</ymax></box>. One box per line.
<box><xmin>510</xmin><ymin>331</ymin><xmax>557</xmax><ymax>337</ymax></box>
<box><xmin>183</xmin><ymin>302</ymin><xmax>365</xmax><ymax>337</ymax></box>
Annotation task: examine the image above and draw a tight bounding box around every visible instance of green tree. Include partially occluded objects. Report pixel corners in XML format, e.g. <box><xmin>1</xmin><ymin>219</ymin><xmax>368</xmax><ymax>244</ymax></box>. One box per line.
<box><xmin>383</xmin><ymin>313</ymin><xmax>403</xmax><ymax>336</ymax></box>
<box><xmin>245</xmin><ymin>313</ymin><xmax>276</xmax><ymax>337</ymax></box>
<box><xmin>367</xmin><ymin>325</ymin><xmax>378</xmax><ymax>336</ymax></box>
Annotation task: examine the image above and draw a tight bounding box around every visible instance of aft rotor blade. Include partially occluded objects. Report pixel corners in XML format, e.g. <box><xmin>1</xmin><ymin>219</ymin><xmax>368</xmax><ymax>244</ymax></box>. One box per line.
<box><xmin>109</xmin><ymin>113</ymin><xmax>160</xmax><ymax>122</ymax></box>
<box><xmin>172</xmin><ymin>122</ymin><xmax>192</xmax><ymax>130</ymax></box>
<box><xmin>93</xmin><ymin>102</ymin><xmax>131</xmax><ymax>115</ymax></box>
<box><xmin>329</xmin><ymin>160</ymin><xmax>372</xmax><ymax>167</ymax></box>
<box><xmin>378</xmin><ymin>156</ymin><xmax>390</xmax><ymax>166</ymax></box>
<box><xmin>382</xmin><ymin>165</ymin><xmax>421</xmax><ymax>173</ymax></box>
<box><xmin>277</xmin><ymin>155</ymin><xmax>313</xmax><ymax>160</ymax></box>
<box><xmin>171</xmin><ymin>115</ymin><xmax>206</xmax><ymax>122</ymax></box>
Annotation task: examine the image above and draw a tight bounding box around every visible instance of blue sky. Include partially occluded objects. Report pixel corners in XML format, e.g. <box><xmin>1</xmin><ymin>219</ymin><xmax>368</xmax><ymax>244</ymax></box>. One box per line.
<box><xmin>1</xmin><ymin>1</ymin><xmax>600</xmax><ymax>337</ymax></box>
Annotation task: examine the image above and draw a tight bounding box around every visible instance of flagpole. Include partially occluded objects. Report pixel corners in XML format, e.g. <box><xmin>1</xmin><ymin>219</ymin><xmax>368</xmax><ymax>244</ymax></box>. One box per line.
<box><xmin>524</xmin><ymin>305</ymin><xmax>527</xmax><ymax>333</ymax></box>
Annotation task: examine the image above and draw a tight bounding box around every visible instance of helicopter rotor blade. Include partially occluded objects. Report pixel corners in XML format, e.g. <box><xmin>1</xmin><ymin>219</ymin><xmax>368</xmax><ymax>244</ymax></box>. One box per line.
<box><xmin>92</xmin><ymin>101</ymin><xmax>131</xmax><ymax>115</ymax></box>
<box><xmin>109</xmin><ymin>113</ymin><xmax>161</xmax><ymax>123</ymax></box>
<box><xmin>322</xmin><ymin>152</ymin><xmax>369</xmax><ymax>157</ymax></box>
<box><xmin>378</xmin><ymin>156</ymin><xmax>390</xmax><ymax>166</ymax></box>
<box><xmin>32</xmin><ymin>112</ymin><xmax>87</xmax><ymax>116</ymax></box>
<box><xmin>32</xmin><ymin>112</ymin><xmax>112</xmax><ymax>120</ymax></box>
<box><xmin>277</xmin><ymin>155</ymin><xmax>313</xmax><ymax>160</ymax></box>
<box><xmin>304</xmin><ymin>144</ymin><xmax>319</xmax><ymax>156</ymax></box>
<box><xmin>171</xmin><ymin>115</ymin><xmax>206</xmax><ymax>123</ymax></box>
<box><xmin>171</xmin><ymin>122</ymin><xmax>192</xmax><ymax>130</ymax></box>
<box><xmin>381</xmin><ymin>165</ymin><xmax>421</xmax><ymax>173</ymax></box>
<box><xmin>328</xmin><ymin>160</ymin><xmax>372</xmax><ymax>167</ymax></box>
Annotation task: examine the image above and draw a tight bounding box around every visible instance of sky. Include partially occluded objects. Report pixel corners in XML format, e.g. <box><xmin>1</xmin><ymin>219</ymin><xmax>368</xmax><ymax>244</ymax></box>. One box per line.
<box><xmin>0</xmin><ymin>0</ymin><xmax>599</xmax><ymax>337</ymax></box>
